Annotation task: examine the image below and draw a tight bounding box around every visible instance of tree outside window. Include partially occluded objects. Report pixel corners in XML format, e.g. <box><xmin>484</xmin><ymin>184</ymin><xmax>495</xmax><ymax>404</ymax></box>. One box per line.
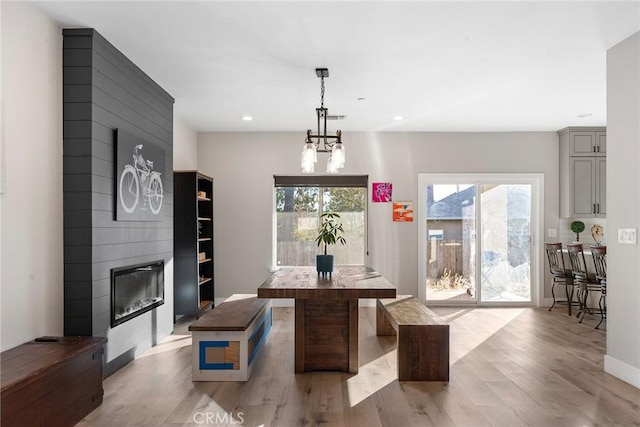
<box><xmin>276</xmin><ymin>186</ymin><xmax>366</xmax><ymax>266</ymax></box>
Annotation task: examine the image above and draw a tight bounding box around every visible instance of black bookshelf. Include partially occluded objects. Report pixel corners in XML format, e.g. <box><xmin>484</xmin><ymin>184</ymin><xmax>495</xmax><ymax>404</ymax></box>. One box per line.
<box><xmin>174</xmin><ymin>171</ymin><xmax>214</xmax><ymax>319</ymax></box>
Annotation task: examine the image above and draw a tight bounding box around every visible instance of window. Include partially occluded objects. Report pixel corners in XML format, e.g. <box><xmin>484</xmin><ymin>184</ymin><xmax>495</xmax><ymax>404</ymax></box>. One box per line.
<box><xmin>274</xmin><ymin>175</ymin><xmax>367</xmax><ymax>267</ymax></box>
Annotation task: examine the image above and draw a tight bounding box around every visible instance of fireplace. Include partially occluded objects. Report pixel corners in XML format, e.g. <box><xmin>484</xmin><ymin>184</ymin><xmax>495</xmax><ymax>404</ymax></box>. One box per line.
<box><xmin>111</xmin><ymin>260</ymin><xmax>165</xmax><ymax>327</ymax></box>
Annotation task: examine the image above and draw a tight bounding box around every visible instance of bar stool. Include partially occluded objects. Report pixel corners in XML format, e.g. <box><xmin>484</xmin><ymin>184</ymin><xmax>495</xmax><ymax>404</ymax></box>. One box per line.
<box><xmin>545</xmin><ymin>243</ymin><xmax>577</xmax><ymax>315</ymax></box>
<box><xmin>590</xmin><ymin>246</ymin><xmax>607</xmax><ymax>329</ymax></box>
<box><xmin>566</xmin><ymin>243</ymin><xmax>601</xmax><ymax>324</ymax></box>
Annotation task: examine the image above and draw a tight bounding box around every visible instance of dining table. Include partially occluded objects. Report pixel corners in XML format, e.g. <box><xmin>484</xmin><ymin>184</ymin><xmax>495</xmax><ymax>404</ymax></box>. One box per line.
<box><xmin>257</xmin><ymin>266</ymin><xmax>396</xmax><ymax>374</ymax></box>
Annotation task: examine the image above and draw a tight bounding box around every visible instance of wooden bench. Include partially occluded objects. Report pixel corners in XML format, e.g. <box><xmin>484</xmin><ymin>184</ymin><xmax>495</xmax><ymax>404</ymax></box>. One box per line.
<box><xmin>1</xmin><ymin>336</ymin><xmax>107</xmax><ymax>427</ymax></box>
<box><xmin>189</xmin><ymin>294</ymin><xmax>272</xmax><ymax>381</ymax></box>
<box><xmin>376</xmin><ymin>295</ymin><xmax>449</xmax><ymax>381</ymax></box>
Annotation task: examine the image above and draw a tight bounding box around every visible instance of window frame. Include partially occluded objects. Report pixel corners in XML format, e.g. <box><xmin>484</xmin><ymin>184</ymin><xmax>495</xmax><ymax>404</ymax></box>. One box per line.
<box><xmin>272</xmin><ymin>175</ymin><xmax>368</xmax><ymax>269</ymax></box>
<box><xmin>417</xmin><ymin>173</ymin><xmax>544</xmax><ymax>307</ymax></box>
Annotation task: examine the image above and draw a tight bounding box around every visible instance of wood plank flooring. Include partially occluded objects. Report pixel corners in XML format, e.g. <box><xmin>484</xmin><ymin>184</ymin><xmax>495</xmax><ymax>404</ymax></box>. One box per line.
<box><xmin>78</xmin><ymin>307</ymin><xmax>639</xmax><ymax>427</ymax></box>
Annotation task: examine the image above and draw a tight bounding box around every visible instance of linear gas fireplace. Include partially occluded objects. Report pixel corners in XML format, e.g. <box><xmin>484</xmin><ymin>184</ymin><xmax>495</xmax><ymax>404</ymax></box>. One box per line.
<box><xmin>111</xmin><ymin>260</ymin><xmax>165</xmax><ymax>327</ymax></box>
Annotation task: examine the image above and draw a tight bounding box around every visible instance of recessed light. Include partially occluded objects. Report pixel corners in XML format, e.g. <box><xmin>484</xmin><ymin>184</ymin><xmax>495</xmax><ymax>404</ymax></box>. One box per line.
<box><xmin>577</xmin><ymin>113</ymin><xmax>592</xmax><ymax>118</ymax></box>
<box><xmin>241</xmin><ymin>116</ymin><xmax>253</xmax><ymax>121</ymax></box>
<box><xmin>357</xmin><ymin>97</ymin><xmax>366</xmax><ymax>101</ymax></box>
<box><xmin>392</xmin><ymin>116</ymin><xmax>404</xmax><ymax>121</ymax></box>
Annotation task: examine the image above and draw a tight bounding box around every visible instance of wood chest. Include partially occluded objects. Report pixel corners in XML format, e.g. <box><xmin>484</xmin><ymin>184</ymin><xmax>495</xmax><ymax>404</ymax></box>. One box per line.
<box><xmin>1</xmin><ymin>336</ymin><xmax>107</xmax><ymax>427</ymax></box>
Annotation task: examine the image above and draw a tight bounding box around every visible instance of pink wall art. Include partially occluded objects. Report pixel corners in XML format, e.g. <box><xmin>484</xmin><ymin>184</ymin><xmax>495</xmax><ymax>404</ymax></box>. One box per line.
<box><xmin>372</xmin><ymin>182</ymin><xmax>392</xmax><ymax>203</ymax></box>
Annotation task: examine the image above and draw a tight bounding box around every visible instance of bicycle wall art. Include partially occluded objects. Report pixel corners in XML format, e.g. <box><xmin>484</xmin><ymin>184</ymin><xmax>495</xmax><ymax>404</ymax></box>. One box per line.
<box><xmin>115</xmin><ymin>129</ymin><xmax>166</xmax><ymax>221</ymax></box>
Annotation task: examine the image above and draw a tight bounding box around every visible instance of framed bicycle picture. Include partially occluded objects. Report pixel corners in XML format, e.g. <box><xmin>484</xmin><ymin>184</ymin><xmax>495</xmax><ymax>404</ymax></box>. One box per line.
<box><xmin>115</xmin><ymin>129</ymin><xmax>166</xmax><ymax>221</ymax></box>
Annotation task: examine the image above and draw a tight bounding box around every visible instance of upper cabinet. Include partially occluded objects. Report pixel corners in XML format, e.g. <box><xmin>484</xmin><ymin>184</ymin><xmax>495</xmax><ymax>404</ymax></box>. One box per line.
<box><xmin>559</xmin><ymin>127</ymin><xmax>606</xmax><ymax>218</ymax></box>
<box><xmin>567</xmin><ymin>129</ymin><xmax>607</xmax><ymax>156</ymax></box>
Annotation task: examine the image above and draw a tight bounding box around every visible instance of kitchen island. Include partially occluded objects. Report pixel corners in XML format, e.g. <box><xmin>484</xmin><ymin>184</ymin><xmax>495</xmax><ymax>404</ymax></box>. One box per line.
<box><xmin>257</xmin><ymin>267</ymin><xmax>396</xmax><ymax>374</ymax></box>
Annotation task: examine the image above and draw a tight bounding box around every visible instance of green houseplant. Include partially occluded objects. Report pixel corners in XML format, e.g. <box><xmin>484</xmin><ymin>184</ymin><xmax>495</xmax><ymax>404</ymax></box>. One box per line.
<box><xmin>314</xmin><ymin>212</ymin><xmax>347</xmax><ymax>278</ymax></box>
<box><xmin>571</xmin><ymin>220</ymin><xmax>585</xmax><ymax>242</ymax></box>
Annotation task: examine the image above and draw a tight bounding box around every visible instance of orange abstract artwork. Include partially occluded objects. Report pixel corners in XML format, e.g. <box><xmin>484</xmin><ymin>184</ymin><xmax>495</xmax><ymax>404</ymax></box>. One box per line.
<box><xmin>393</xmin><ymin>201</ymin><xmax>413</xmax><ymax>222</ymax></box>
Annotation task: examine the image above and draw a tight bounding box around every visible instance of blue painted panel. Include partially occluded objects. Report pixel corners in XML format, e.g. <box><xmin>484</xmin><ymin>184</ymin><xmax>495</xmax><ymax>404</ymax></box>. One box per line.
<box><xmin>248</xmin><ymin>308</ymin><xmax>272</xmax><ymax>366</ymax></box>
<box><xmin>199</xmin><ymin>340</ymin><xmax>233</xmax><ymax>370</ymax></box>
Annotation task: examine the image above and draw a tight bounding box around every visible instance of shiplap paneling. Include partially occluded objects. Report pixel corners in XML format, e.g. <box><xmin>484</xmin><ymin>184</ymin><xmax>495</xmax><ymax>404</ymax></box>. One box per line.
<box><xmin>63</xmin><ymin>28</ymin><xmax>174</xmax><ymax>373</ymax></box>
<box><xmin>63</xmin><ymin>84</ymin><xmax>92</xmax><ymax>103</ymax></box>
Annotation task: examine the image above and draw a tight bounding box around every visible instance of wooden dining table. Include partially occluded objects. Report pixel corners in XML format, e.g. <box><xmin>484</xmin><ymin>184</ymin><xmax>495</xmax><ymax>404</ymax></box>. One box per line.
<box><xmin>257</xmin><ymin>266</ymin><xmax>396</xmax><ymax>374</ymax></box>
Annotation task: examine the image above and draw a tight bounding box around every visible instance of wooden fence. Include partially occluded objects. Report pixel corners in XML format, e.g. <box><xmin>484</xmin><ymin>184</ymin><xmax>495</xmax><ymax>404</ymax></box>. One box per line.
<box><xmin>426</xmin><ymin>239</ymin><xmax>470</xmax><ymax>280</ymax></box>
<box><xmin>276</xmin><ymin>241</ymin><xmax>365</xmax><ymax>267</ymax></box>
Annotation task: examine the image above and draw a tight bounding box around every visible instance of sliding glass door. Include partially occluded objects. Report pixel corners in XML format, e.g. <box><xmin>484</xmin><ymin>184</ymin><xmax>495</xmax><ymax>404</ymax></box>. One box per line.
<box><xmin>423</xmin><ymin>183</ymin><xmax>477</xmax><ymax>302</ymax></box>
<box><xmin>478</xmin><ymin>183</ymin><xmax>532</xmax><ymax>302</ymax></box>
<box><xmin>418</xmin><ymin>174</ymin><xmax>541</xmax><ymax>305</ymax></box>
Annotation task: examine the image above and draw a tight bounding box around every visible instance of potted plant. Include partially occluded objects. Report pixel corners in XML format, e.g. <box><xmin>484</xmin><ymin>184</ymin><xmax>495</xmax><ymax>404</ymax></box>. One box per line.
<box><xmin>314</xmin><ymin>212</ymin><xmax>347</xmax><ymax>278</ymax></box>
<box><xmin>571</xmin><ymin>220</ymin><xmax>585</xmax><ymax>242</ymax></box>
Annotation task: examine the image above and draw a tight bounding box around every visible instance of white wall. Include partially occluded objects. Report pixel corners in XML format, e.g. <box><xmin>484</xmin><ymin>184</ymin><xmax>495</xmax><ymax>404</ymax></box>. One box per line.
<box><xmin>173</xmin><ymin>114</ymin><xmax>198</xmax><ymax>170</ymax></box>
<box><xmin>0</xmin><ymin>2</ymin><xmax>63</xmax><ymax>351</ymax></box>
<box><xmin>606</xmin><ymin>31</ymin><xmax>640</xmax><ymax>388</ymax></box>
<box><xmin>198</xmin><ymin>131</ymin><xmax>559</xmax><ymax>302</ymax></box>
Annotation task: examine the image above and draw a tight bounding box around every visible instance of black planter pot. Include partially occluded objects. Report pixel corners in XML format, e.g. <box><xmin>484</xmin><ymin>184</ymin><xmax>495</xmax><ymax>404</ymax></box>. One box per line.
<box><xmin>316</xmin><ymin>255</ymin><xmax>334</xmax><ymax>278</ymax></box>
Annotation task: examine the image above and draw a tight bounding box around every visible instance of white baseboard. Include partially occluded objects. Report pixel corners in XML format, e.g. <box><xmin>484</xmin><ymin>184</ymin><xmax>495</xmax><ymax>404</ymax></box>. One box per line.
<box><xmin>604</xmin><ymin>355</ymin><xmax>640</xmax><ymax>389</ymax></box>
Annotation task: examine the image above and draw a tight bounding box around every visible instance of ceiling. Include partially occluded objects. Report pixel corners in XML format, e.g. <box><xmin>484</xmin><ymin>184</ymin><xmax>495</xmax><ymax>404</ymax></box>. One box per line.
<box><xmin>34</xmin><ymin>1</ymin><xmax>640</xmax><ymax>132</ymax></box>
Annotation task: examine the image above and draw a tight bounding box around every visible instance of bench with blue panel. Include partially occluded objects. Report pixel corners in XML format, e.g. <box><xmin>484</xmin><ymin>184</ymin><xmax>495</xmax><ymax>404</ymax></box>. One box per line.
<box><xmin>189</xmin><ymin>294</ymin><xmax>272</xmax><ymax>381</ymax></box>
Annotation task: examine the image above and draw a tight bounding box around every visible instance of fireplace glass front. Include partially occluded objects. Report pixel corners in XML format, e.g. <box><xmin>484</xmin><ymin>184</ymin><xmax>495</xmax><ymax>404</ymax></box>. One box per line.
<box><xmin>111</xmin><ymin>260</ymin><xmax>165</xmax><ymax>327</ymax></box>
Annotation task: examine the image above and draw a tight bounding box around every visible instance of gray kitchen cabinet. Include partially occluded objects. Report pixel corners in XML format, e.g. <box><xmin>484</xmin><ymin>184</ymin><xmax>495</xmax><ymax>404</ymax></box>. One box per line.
<box><xmin>559</xmin><ymin>127</ymin><xmax>606</xmax><ymax>218</ymax></box>
<box><xmin>566</xmin><ymin>129</ymin><xmax>606</xmax><ymax>156</ymax></box>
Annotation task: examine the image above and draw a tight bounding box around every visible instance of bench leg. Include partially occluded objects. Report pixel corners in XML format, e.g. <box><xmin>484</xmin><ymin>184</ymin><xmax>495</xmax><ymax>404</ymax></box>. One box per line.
<box><xmin>397</xmin><ymin>324</ymin><xmax>449</xmax><ymax>381</ymax></box>
<box><xmin>376</xmin><ymin>301</ymin><xmax>396</xmax><ymax>336</ymax></box>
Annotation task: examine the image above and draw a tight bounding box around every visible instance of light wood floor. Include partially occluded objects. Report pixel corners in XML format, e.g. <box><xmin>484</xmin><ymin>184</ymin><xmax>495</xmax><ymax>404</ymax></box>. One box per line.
<box><xmin>79</xmin><ymin>307</ymin><xmax>639</xmax><ymax>427</ymax></box>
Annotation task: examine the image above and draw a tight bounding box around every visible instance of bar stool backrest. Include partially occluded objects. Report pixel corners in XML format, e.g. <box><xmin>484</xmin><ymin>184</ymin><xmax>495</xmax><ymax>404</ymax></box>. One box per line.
<box><xmin>591</xmin><ymin>246</ymin><xmax>607</xmax><ymax>283</ymax></box>
<box><xmin>566</xmin><ymin>243</ymin><xmax>589</xmax><ymax>283</ymax></box>
<box><xmin>545</xmin><ymin>242</ymin><xmax>567</xmax><ymax>278</ymax></box>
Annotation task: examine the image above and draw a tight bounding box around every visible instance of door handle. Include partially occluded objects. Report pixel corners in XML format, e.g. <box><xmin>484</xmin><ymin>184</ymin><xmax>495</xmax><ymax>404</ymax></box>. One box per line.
<box><xmin>597</xmin><ymin>204</ymin><xmax>600</xmax><ymax>214</ymax></box>
<box><xmin>593</xmin><ymin>204</ymin><xmax>596</xmax><ymax>214</ymax></box>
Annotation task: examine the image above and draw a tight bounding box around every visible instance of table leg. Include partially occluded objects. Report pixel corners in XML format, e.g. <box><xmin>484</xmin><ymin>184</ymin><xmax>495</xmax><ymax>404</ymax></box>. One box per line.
<box><xmin>294</xmin><ymin>298</ymin><xmax>359</xmax><ymax>374</ymax></box>
<box><xmin>347</xmin><ymin>298</ymin><xmax>358</xmax><ymax>374</ymax></box>
<box><xmin>566</xmin><ymin>282</ymin><xmax>573</xmax><ymax>316</ymax></box>
<box><xmin>294</xmin><ymin>299</ymin><xmax>305</xmax><ymax>374</ymax></box>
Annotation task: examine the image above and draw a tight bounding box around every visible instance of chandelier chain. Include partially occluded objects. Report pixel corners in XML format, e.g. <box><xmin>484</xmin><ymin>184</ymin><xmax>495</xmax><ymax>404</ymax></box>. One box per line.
<box><xmin>320</xmin><ymin>76</ymin><xmax>325</xmax><ymax>109</ymax></box>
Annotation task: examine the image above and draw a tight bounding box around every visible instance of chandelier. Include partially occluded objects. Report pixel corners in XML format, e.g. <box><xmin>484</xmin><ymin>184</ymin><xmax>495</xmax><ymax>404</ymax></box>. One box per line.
<box><xmin>301</xmin><ymin>68</ymin><xmax>345</xmax><ymax>173</ymax></box>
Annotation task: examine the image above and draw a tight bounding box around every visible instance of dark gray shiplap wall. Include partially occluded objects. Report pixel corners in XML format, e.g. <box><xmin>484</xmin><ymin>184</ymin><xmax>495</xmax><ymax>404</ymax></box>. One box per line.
<box><xmin>63</xmin><ymin>29</ymin><xmax>174</xmax><ymax>372</ymax></box>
